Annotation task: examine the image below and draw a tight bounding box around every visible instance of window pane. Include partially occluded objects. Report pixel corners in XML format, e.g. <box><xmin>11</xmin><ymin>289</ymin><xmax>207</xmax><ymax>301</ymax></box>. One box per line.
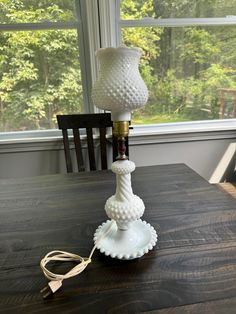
<box><xmin>121</xmin><ymin>0</ymin><xmax>236</xmax><ymax>19</ymax></box>
<box><xmin>0</xmin><ymin>30</ymin><xmax>82</xmax><ymax>132</ymax></box>
<box><xmin>121</xmin><ymin>26</ymin><xmax>236</xmax><ymax>124</ymax></box>
<box><xmin>0</xmin><ymin>0</ymin><xmax>76</xmax><ymax>23</ymax></box>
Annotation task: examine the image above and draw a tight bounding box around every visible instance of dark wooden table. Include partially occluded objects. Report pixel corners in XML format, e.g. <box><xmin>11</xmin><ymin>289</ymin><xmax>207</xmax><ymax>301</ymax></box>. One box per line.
<box><xmin>0</xmin><ymin>164</ymin><xmax>236</xmax><ymax>314</ymax></box>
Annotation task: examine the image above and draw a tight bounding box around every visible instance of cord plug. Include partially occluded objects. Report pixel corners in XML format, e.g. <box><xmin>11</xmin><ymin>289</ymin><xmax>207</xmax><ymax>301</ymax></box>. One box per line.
<box><xmin>40</xmin><ymin>280</ymin><xmax>62</xmax><ymax>299</ymax></box>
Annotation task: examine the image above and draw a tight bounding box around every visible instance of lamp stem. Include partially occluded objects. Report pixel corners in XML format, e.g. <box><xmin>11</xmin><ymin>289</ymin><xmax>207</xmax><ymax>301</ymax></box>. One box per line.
<box><xmin>117</xmin><ymin>137</ymin><xmax>127</xmax><ymax>160</ymax></box>
<box><xmin>113</xmin><ymin>121</ymin><xmax>129</xmax><ymax>160</ymax></box>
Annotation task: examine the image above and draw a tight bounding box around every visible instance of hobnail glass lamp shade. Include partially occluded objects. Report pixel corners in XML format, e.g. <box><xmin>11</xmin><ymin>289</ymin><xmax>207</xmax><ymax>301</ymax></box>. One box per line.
<box><xmin>91</xmin><ymin>46</ymin><xmax>148</xmax><ymax>121</ymax></box>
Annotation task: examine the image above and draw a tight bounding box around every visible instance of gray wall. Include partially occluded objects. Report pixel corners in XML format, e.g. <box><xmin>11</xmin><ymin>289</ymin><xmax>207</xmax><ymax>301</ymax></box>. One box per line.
<box><xmin>130</xmin><ymin>138</ymin><xmax>232</xmax><ymax>181</ymax></box>
<box><xmin>0</xmin><ymin>129</ymin><xmax>235</xmax><ymax>181</ymax></box>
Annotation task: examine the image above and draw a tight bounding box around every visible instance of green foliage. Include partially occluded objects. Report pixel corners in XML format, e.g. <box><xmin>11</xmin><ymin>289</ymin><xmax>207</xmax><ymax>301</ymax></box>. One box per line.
<box><xmin>0</xmin><ymin>1</ymin><xmax>82</xmax><ymax>131</ymax></box>
<box><xmin>132</xmin><ymin>113</ymin><xmax>189</xmax><ymax>124</ymax></box>
<box><xmin>0</xmin><ymin>0</ymin><xmax>75</xmax><ymax>23</ymax></box>
<box><xmin>179</xmin><ymin>28</ymin><xmax>220</xmax><ymax>65</ymax></box>
<box><xmin>1</xmin><ymin>0</ymin><xmax>236</xmax><ymax>130</ymax></box>
<box><xmin>121</xmin><ymin>0</ymin><xmax>162</xmax><ymax>119</ymax></box>
<box><xmin>120</xmin><ymin>0</ymin><xmax>155</xmax><ymax>20</ymax></box>
<box><xmin>121</xmin><ymin>0</ymin><xmax>236</xmax><ymax>123</ymax></box>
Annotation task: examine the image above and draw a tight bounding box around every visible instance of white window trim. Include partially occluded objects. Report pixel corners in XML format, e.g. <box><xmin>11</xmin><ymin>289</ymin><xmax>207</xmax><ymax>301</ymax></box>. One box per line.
<box><xmin>120</xmin><ymin>16</ymin><xmax>236</xmax><ymax>28</ymax></box>
<box><xmin>75</xmin><ymin>0</ymin><xmax>101</xmax><ymax>112</ymax></box>
<box><xmin>0</xmin><ymin>118</ymin><xmax>235</xmax><ymax>146</ymax></box>
<box><xmin>98</xmin><ymin>0</ymin><xmax>120</xmax><ymax>47</ymax></box>
<box><xmin>0</xmin><ymin>22</ymin><xmax>79</xmax><ymax>31</ymax></box>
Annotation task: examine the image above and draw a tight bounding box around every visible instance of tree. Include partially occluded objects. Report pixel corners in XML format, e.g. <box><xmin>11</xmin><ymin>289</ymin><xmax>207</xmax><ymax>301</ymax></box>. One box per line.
<box><xmin>0</xmin><ymin>0</ymin><xmax>82</xmax><ymax>131</ymax></box>
<box><xmin>1</xmin><ymin>0</ymin><xmax>236</xmax><ymax>130</ymax></box>
<box><xmin>121</xmin><ymin>0</ymin><xmax>236</xmax><ymax>122</ymax></box>
<box><xmin>120</xmin><ymin>0</ymin><xmax>162</xmax><ymax>117</ymax></box>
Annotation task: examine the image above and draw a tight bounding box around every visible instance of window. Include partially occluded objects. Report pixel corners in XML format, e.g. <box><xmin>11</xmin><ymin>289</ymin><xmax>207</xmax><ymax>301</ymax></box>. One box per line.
<box><xmin>0</xmin><ymin>0</ymin><xmax>83</xmax><ymax>132</ymax></box>
<box><xmin>1</xmin><ymin>0</ymin><xmax>236</xmax><ymax>136</ymax></box>
<box><xmin>119</xmin><ymin>0</ymin><xmax>236</xmax><ymax>125</ymax></box>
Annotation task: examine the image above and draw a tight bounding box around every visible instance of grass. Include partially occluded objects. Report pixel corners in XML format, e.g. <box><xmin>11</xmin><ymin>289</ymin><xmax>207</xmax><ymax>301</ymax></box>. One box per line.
<box><xmin>131</xmin><ymin>114</ymin><xmax>189</xmax><ymax>125</ymax></box>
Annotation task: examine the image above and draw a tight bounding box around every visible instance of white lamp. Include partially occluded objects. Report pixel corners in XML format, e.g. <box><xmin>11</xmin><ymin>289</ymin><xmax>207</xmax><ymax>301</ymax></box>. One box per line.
<box><xmin>92</xmin><ymin>46</ymin><xmax>157</xmax><ymax>259</ymax></box>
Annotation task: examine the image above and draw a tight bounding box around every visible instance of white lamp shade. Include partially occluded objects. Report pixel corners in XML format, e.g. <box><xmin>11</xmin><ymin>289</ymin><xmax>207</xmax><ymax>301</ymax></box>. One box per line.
<box><xmin>92</xmin><ymin>46</ymin><xmax>148</xmax><ymax>121</ymax></box>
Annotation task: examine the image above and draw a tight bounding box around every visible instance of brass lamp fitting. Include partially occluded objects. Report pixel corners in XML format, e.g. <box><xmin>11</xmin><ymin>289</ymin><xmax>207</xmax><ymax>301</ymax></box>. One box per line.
<box><xmin>113</xmin><ymin>121</ymin><xmax>130</xmax><ymax>160</ymax></box>
<box><xmin>113</xmin><ymin>121</ymin><xmax>129</xmax><ymax>139</ymax></box>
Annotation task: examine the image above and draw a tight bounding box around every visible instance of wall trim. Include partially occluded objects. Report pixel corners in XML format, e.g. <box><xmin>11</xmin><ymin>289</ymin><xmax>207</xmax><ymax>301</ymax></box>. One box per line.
<box><xmin>0</xmin><ymin>128</ymin><xmax>235</xmax><ymax>154</ymax></box>
<box><xmin>129</xmin><ymin>130</ymin><xmax>236</xmax><ymax>145</ymax></box>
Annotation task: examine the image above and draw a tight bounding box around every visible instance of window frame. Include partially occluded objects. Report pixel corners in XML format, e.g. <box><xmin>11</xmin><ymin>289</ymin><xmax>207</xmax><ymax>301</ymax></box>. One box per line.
<box><xmin>0</xmin><ymin>0</ymin><xmax>101</xmax><ymax>140</ymax></box>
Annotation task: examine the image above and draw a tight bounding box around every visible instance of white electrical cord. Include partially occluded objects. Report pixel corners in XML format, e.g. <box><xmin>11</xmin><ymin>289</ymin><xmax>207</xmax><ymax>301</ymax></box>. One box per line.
<box><xmin>40</xmin><ymin>220</ymin><xmax>115</xmax><ymax>298</ymax></box>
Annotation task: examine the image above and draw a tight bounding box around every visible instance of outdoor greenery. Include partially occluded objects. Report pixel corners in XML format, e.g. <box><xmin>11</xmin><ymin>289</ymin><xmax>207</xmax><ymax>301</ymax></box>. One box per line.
<box><xmin>0</xmin><ymin>0</ymin><xmax>236</xmax><ymax>131</ymax></box>
<box><xmin>0</xmin><ymin>0</ymin><xmax>81</xmax><ymax>131</ymax></box>
<box><xmin>121</xmin><ymin>0</ymin><xmax>236</xmax><ymax>123</ymax></box>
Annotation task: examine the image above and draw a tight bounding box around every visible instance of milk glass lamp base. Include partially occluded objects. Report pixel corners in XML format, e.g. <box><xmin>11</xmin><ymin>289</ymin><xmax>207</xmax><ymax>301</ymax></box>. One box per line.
<box><xmin>94</xmin><ymin>220</ymin><xmax>157</xmax><ymax>260</ymax></box>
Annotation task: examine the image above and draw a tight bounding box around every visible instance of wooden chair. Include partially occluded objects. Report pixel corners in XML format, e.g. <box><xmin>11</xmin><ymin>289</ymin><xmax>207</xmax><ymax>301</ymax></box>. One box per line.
<box><xmin>57</xmin><ymin>113</ymin><xmax>129</xmax><ymax>173</ymax></box>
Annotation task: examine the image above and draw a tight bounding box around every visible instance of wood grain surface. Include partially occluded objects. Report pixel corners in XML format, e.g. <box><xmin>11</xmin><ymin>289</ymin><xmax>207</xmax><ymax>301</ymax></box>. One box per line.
<box><xmin>0</xmin><ymin>164</ymin><xmax>236</xmax><ymax>314</ymax></box>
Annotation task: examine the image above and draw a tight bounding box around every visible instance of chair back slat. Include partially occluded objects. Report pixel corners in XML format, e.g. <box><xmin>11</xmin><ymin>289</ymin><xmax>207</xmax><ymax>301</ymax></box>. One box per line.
<box><xmin>99</xmin><ymin>127</ymin><xmax>108</xmax><ymax>170</ymax></box>
<box><xmin>62</xmin><ymin>129</ymin><xmax>73</xmax><ymax>173</ymax></box>
<box><xmin>57</xmin><ymin>113</ymin><xmax>129</xmax><ymax>172</ymax></box>
<box><xmin>72</xmin><ymin>128</ymin><xmax>85</xmax><ymax>172</ymax></box>
<box><xmin>86</xmin><ymin>127</ymin><xmax>96</xmax><ymax>171</ymax></box>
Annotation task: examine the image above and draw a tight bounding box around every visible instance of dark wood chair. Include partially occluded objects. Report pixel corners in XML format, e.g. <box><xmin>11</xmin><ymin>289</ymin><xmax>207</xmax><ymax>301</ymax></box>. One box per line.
<box><xmin>57</xmin><ymin>113</ymin><xmax>129</xmax><ymax>173</ymax></box>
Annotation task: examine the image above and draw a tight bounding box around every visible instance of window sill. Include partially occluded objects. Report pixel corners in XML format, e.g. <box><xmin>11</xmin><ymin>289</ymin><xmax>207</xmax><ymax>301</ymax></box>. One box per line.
<box><xmin>0</xmin><ymin>119</ymin><xmax>235</xmax><ymax>152</ymax></box>
<box><xmin>129</xmin><ymin>119</ymin><xmax>236</xmax><ymax>144</ymax></box>
<box><xmin>131</xmin><ymin>119</ymin><xmax>236</xmax><ymax>135</ymax></box>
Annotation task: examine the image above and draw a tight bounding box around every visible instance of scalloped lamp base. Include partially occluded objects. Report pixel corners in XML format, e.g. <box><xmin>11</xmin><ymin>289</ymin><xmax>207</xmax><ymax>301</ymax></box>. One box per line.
<box><xmin>94</xmin><ymin>219</ymin><xmax>157</xmax><ymax>260</ymax></box>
